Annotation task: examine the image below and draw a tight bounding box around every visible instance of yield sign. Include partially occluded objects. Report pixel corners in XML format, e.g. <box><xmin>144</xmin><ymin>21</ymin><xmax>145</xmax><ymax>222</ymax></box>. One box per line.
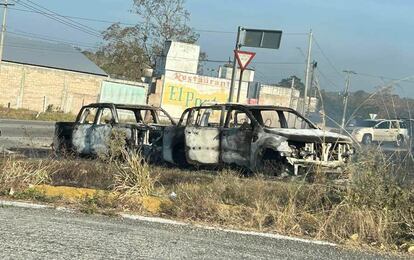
<box><xmin>234</xmin><ymin>50</ymin><xmax>256</xmax><ymax>70</ymax></box>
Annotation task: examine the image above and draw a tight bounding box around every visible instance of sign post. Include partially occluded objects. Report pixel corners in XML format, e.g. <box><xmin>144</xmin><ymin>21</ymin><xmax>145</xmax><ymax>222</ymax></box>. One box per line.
<box><xmin>228</xmin><ymin>27</ymin><xmax>283</xmax><ymax>103</ymax></box>
<box><xmin>234</xmin><ymin>50</ymin><xmax>256</xmax><ymax>103</ymax></box>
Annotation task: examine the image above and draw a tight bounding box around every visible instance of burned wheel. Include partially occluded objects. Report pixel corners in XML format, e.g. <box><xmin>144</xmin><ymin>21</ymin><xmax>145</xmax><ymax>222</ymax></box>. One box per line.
<box><xmin>362</xmin><ymin>134</ymin><xmax>372</xmax><ymax>145</ymax></box>
<box><xmin>256</xmin><ymin>149</ymin><xmax>293</xmax><ymax>177</ymax></box>
<box><xmin>395</xmin><ymin>134</ymin><xmax>404</xmax><ymax>147</ymax></box>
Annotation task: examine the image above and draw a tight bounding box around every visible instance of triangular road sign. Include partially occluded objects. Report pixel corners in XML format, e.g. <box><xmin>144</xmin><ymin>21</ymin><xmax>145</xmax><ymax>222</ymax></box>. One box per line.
<box><xmin>234</xmin><ymin>50</ymin><xmax>256</xmax><ymax>70</ymax></box>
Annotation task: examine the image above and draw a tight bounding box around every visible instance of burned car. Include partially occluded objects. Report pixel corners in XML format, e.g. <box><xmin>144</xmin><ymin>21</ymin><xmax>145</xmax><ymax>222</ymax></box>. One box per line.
<box><xmin>163</xmin><ymin>104</ymin><xmax>353</xmax><ymax>175</ymax></box>
<box><xmin>53</xmin><ymin>103</ymin><xmax>175</xmax><ymax>159</ymax></box>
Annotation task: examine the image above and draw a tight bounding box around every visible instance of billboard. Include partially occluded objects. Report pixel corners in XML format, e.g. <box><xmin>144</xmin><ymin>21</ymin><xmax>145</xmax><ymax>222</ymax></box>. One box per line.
<box><xmin>161</xmin><ymin>70</ymin><xmax>248</xmax><ymax>118</ymax></box>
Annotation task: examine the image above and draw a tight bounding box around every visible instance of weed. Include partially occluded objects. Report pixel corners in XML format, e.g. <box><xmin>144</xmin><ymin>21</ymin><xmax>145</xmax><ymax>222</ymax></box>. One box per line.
<box><xmin>112</xmin><ymin>151</ymin><xmax>156</xmax><ymax>197</ymax></box>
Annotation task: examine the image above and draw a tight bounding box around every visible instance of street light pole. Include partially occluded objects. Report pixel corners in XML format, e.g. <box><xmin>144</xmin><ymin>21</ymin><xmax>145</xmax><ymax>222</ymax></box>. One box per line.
<box><xmin>340</xmin><ymin>70</ymin><xmax>356</xmax><ymax>133</ymax></box>
<box><xmin>228</xmin><ymin>26</ymin><xmax>242</xmax><ymax>102</ymax></box>
<box><xmin>302</xmin><ymin>29</ymin><xmax>313</xmax><ymax>116</ymax></box>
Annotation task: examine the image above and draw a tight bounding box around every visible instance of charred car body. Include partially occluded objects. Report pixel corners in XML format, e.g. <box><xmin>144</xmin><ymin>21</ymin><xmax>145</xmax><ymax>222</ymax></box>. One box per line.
<box><xmin>163</xmin><ymin>104</ymin><xmax>353</xmax><ymax>175</ymax></box>
<box><xmin>53</xmin><ymin>103</ymin><xmax>175</xmax><ymax>159</ymax></box>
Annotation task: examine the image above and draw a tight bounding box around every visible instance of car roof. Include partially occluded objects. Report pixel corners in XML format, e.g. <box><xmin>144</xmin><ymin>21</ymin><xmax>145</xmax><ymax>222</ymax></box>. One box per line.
<box><xmin>85</xmin><ymin>103</ymin><xmax>162</xmax><ymax>110</ymax></box>
<box><xmin>188</xmin><ymin>103</ymin><xmax>297</xmax><ymax>112</ymax></box>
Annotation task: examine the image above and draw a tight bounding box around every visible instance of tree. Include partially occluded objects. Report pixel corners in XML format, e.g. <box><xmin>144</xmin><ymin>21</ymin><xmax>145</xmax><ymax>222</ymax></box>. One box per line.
<box><xmin>86</xmin><ymin>0</ymin><xmax>200</xmax><ymax>81</ymax></box>
<box><xmin>278</xmin><ymin>76</ymin><xmax>305</xmax><ymax>94</ymax></box>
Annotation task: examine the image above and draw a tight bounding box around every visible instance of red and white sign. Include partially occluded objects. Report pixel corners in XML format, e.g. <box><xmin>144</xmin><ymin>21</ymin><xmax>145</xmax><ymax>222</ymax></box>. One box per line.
<box><xmin>234</xmin><ymin>50</ymin><xmax>256</xmax><ymax>71</ymax></box>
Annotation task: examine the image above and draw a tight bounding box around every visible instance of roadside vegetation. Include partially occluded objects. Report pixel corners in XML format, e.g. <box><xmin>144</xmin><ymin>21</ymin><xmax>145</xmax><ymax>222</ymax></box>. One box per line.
<box><xmin>0</xmin><ymin>106</ymin><xmax>75</xmax><ymax>122</ymax></box>
<box><xmin>0</xmin><ymin>146</ymin><xmax>413</xmax><ymax>254</ymax></box>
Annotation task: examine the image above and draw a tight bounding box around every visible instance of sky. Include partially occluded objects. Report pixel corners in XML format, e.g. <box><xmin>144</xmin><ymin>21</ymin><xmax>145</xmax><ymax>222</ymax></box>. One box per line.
<box><xmin>4</xmin><ymin>0</ymin><xmax>414</xmax><ymax>97</ymax></box>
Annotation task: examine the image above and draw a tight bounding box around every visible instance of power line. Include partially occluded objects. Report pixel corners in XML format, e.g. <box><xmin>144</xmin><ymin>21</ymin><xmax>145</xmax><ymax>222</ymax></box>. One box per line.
<box><xmin>24</xmin><ymin>0</ymin><xmax>99</xmax><ymax>34</ymax></box>
<box><xmin>8</xmin><ymin>30</ymin><xmax>99</xmax><ymax>48</ymax></box>
<box><xmin>9</xmin><ymin>5</ymin><xmax>308</xmax><ymax>36</ymax></box>
<box><xmin>312</xmin><ymin>36</ymin><xmax>343</xmax><ymax>78</ymax></box>
<box><xmin>14</xmin><ymin>0</ymin><xmax>102</xmax><ymax>38</ymax></box>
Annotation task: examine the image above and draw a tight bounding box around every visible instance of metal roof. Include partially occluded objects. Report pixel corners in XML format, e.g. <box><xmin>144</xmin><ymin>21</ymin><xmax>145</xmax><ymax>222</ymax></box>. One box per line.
<box><xmin>2</xmin><ymin>34</ymin><xmax>108</xmax><ymax>76</ymax></box>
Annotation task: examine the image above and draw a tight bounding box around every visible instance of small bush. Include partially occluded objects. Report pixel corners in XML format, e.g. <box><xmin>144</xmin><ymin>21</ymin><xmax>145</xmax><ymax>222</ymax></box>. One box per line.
<box><xmin>112</xmin><ymin>151</ymin><xmax>156</xmax><ymax>197</ymax></box>
<box><xmin>0</xmin><ymin>159</ymin><xmax>58</xmax><ymax>194</ymax></box>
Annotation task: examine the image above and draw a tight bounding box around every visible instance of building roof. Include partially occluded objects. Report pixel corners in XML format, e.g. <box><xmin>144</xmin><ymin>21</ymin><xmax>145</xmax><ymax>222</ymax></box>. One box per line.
<box><xmin>2</xmin><ymin>34</ymin><xmax>108</xmax><ymax>76</ymax></box>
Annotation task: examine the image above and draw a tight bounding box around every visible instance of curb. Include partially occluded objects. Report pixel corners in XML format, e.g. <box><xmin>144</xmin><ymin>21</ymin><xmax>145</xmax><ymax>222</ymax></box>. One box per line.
<box><xmin>0</xmin><ymin>199</ymin><xmax>337</xmax><ymax>247</ymax></box>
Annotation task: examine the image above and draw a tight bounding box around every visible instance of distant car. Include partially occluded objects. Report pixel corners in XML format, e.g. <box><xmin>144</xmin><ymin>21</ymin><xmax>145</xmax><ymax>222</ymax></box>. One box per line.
<box><xmin>350</xmin><ymin>119</ymin><xmax>409</xmax><ymax>146</ymax></box>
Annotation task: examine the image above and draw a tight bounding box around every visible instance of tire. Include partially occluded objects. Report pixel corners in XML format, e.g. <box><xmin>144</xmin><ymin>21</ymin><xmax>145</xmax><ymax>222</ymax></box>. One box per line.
<box><xmin>395</xmin><ymin>134</ymin><xmax>404</xmax><ymax>147</ymax></box>
<box><xmin>362</xmin><ymin>134</ymin><xmax>372</xmax><ymax>145</ymax></box>
<box><xmin>256</xmin><ymin>149</ymin><xmax>293</xmax><ymax>177</ymax></box>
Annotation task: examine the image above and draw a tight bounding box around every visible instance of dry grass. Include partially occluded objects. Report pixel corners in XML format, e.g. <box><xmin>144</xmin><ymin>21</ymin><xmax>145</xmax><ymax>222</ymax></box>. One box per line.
<box><xmin>0</xmin><ymin>159</ymin><xmax>59</xmax><ymax>194</ymax></box>
<box><xmin>0</xmin><ymin>107</ymin><xmax>75</xmax><ymax>122</ymax></box>
<box><xmin>0</xmin><ymin>148</ymin><xmax>412</xmax><ymax>252</ymax></box>
<box><xmin>112</xmin><ymin>151</ymin><xmax>156</xmax><ymax>197</ymax></box>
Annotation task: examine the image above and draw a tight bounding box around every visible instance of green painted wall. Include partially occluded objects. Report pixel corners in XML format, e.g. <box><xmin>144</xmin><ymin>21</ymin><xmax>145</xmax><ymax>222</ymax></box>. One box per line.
<box><xmin>100</xmin><ymin>81</ymin><xmax>147</xmax><ymax>105</ymax></box>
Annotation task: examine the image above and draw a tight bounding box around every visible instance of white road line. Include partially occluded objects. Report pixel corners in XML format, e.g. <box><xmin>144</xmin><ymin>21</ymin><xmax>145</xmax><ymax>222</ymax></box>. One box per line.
<box><xmin>120</xmin><ymin>213</ymin><xmax>188</xmax><ymax>226</ymax></box>
<box><xmin>0</xmin><ymin>200</ymin><xmax>52</xmax><ymax>209</ymax></box>
<box><xmin>0</xmin><ymin>199</ymin><xmax>337</xmax><ymax>247</ymax></box>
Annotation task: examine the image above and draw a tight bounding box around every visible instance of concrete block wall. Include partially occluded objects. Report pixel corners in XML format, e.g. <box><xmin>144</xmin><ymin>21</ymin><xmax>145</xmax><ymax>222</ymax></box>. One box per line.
<box><xmin>0</xmin><ymin>62</ymin><xmax>106</xmax><ymax>113</ymax></box>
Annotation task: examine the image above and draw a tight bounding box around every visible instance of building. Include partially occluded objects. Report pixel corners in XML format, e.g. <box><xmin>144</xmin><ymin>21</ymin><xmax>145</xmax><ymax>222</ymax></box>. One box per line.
<box><xmin>0</xmin><ymin>35</ymin><xmax>150</xmax><ymax>114</ymax></box>
<box><xmin>149</xmin><ymin>41</ymin><xmax>254</xmax><ymax>119</ymax></box>
<box><xmin>0</xmin><ymin>34</ymin><xmax>110</xmax><ymax>113</ymax></box>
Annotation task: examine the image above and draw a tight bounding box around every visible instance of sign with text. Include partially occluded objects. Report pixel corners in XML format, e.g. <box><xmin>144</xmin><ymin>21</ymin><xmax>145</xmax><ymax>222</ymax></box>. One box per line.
<box><xmin>161</xmin><ymin>71</ymin><xmax>248</xmax><ymax>118</ymax></box>
<box><xmin>234</xmin><ymin>50</ymin><xmax>256</xmax><ymax>70</ymax></box>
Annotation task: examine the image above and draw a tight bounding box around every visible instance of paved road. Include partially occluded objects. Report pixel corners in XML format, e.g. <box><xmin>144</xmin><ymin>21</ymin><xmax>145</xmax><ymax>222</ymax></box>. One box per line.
<box><xmin>0</xmin><ymin>206</ymin><xmax>402</xmax><ymax>259</ymax></box>
<box><xmin>0</xmin><ymin>119</ymin><xmax>54</xmax><ymax>154</ymax></box>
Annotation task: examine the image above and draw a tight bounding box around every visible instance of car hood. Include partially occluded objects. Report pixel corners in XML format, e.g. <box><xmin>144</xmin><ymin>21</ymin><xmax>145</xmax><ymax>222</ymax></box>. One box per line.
<box><xmin>264</xmin><ymin>128</ymin><xmax>352</xmax><ymax>143</ymax></box>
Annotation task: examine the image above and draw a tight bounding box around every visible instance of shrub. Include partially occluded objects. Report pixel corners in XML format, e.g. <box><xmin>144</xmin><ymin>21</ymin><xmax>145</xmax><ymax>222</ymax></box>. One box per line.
<box><xmin>112</xmin><ymin>151</ymin><xmax>156</xmax><ymax>197</ymax></box>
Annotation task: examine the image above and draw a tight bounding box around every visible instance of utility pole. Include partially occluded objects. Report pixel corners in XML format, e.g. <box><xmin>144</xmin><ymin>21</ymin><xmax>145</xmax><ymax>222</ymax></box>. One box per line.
<box><xmin>340</xmin><ymin>70</ymin><xmax>356</xmax><ymax>133</ymax></box>
<box><xmin>0</xmin><ymin>0</ymin><xmax>12</xmax><ymax>71</ymax></box>
<box><xmin>306</xmin><ymin>61</ymin><xmax>317</xmax><ymax>117</ymax></box>
<box><xmin>228</xmin><ymin>26</ymin><xmax>242</xmax><ymax>102</ymax></box>
<box><xmin>302</xmin><ymin>29</ymin><xmax>313</xmax><ymax>116</ymax></box>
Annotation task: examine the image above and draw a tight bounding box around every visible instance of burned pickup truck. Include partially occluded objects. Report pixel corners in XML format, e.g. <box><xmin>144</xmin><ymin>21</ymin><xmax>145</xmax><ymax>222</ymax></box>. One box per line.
<box><xmin>163</xmin><ymin>104</ymin><xmax>353</xmax><ymax>175</ymax></box>
<box><xmin>53</xmin><ymin>103</ymin><xmax>175</xmax><ymax>159</ymax></box>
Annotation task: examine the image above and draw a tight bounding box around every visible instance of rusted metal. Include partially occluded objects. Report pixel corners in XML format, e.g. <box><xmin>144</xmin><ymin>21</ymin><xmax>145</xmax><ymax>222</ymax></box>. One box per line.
<box><xmin>163</xmin><ymin>104</ymin><xmax>354</xmax><ymax>175</ymax></box>
<box><xmin>54</xmin><ymin>103</ymin><xmax>175</xmax><ymax>160</ymax></box>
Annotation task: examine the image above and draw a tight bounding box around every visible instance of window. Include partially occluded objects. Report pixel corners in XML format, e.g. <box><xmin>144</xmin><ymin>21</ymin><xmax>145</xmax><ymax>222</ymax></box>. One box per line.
<box><xmin>391</xmin><ymin>121</ymin><xmax>399</xmax><ymax>129</ymax></box>
<box><xmin>140</xmin><ymin>110</ymin><xmax>156</xmax><ymax>124</ymax></box>
<box><xmin>157</xmin><ymin>110</ymin><xmax>172</xmax><ymax>125</ymax></box>
<box><xmin>259</xmin><ymin>110</ymin><xmax>283</xmax><ymax>128</ymax></box>
<box><xmin>376</xmin><ymin>121</ymin><xmax>390</xmax><ymax>129</ymax></box>
<box><xmin>117</xmin><ymin>109</ymin><xmax>137</xmax><ymax>124</ymax></box>
<box><xmin>79</xmin><ymin>107</ymin><xmax>98</xmax><ymax>124</ymax></box>
<box><xmin>193</xmin><ymin>108</ymin><xmax>222</xmax><ymax>127</ymax></box>
<box><xmin>399</xmin><ymin>121</ymin><xmax>407</xmax><ymax>129</ymax></box>
<box><xmin>226</xmin><ymin>109</ymin><xmax>251</xmax><ymax>129</ymax></box>
<box><xmin>97</xmin><ymin>108</ymin><xmax>114</xmax><ymax>125</ymax></box>
<box><xmin>283</xmin><ymin>111</ymin><xmax>313</xmax><ymax>129</ymax></box>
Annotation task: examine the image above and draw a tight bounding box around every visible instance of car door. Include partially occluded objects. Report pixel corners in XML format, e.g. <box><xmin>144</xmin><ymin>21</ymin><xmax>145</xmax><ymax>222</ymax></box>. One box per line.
<box><xmin>373</xmin><ymin>121</ymin><xmax>390</xmax><ymax>142</ymax></box>
<box><xmin>72</xmin><ymin>106</ymin><xmax>99</xmax><ymax>155</ymax></box>
<box><xmin>221</xmin><ymin>107</ymin><xmax>254</xmax><ymax>167</ymax></box>
<box><xmin>389</xmin><ymin>121</ymin><xmax>400</xmax><ymax>141</ymax></box>
<box><xmin>184</xmin><ymin>106</ymin><xmax>223</xmax><ymax>165</ymax></box>
<box><xmin>89</xmin><ymin>106</ymin><xmax>116</xmax><ymax>155</ymax></box>
<box><xmin>163</xmin><ymin>109</ymin><xmax>191</xmax><ymax>164</ymax></box>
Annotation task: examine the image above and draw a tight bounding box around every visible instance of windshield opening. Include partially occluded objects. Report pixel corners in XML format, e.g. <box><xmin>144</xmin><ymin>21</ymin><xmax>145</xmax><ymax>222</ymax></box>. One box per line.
<box><xmin>251</xmin><ymin>109</ymin><xmax>315</xmax><ymax>129</ymax></box>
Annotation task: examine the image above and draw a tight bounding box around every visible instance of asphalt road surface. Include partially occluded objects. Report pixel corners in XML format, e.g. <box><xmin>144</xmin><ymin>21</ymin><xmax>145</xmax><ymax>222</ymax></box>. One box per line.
<box><xmin>0</xmin><ymin>119</ymin><xmax>54</xmax><ymax>155</ymax></box>
<box><xmin>0</xmin><ymin>206</ymin><xmax>402</xmax><ymax>260</ymax></box>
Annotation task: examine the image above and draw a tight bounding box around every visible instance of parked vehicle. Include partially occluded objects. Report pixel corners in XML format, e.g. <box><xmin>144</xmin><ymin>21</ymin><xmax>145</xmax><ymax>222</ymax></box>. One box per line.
<box><xmin>162</xmin><ymin>104</ymin><xmax>353</xmax><ymax>176</ymax></box>
<box><xmin>350</xmin><ymin>119</ymin><xmax>409</xmax><ymax>146</ymax></box>
<box><xmin>53</xmin><ymin>103</ymin><xmax>175</xmax><ymax>159</ymax></box>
